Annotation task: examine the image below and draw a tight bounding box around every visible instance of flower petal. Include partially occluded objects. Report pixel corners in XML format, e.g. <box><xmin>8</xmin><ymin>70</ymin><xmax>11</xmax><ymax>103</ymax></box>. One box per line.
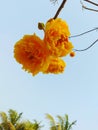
<box><xmin>44</xmin><ymin>18</ymin><xmax>74</xmax><ymax>57</ymax></box>
<box><xmin>14</xmin><ymin>34</ymin><xmax>49</xmax><ymax>76</ymax></box>
<box><xmin>43</xmin><ymin>57</ymin><xmax>66</xmax><ymax>74</ymax></box>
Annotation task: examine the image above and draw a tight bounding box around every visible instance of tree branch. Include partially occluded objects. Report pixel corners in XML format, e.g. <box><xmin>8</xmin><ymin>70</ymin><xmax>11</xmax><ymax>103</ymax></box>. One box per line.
<box><xmin>70</xmin><ymin>27</ymin><xmax>98</xmax><ymax>38</ymax></box>
<box><xmin>81</xmin><ymin>1</ymin><xmax>98</xmax><ymax>12</ymax></box>
<box><xmin>53</xmin><ymin>0</ymin><xmax>67</xmax><ymax>19</ymax></box>
<box><xmin>82</xmin><ymin>5</ymin><xmax>98</xmax><ymax>12</ymax></box>
<box><xmin>70</xmin><ymin>28</ymin><xmax>98</xmax><ymax>52</ymax></box>
<box><xmin>74</xmin><ymin>39</ymin><xmax>98</xmax><ymax>52</ymax></box>
<box><xmin>84</xmin><ymin>0</ymin><xmax>98</xmax><ymax>6</ymax></box>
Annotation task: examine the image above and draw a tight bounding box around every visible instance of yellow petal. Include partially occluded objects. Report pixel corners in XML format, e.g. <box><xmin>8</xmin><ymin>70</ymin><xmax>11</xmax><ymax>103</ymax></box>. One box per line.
<box><xmin>43</xmin><ymin>57</ymin><xmax>66</xmax><ymax>74</ymax></box>
<box><xmin>44</xmin><ymin>18</ymin><xmax>74</xmax><ymax>57</ymax></box>
<box><xmin>14</xmin><ymin>34</ymin><xmax>49</xmax><ymax>76</ymax></box>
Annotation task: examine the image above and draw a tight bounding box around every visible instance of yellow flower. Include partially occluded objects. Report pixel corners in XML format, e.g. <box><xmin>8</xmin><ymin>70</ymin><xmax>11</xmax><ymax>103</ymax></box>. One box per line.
<box><xmin>14</xmin><ymin>18</ymin><xmax>74</xmax><ymax>76</ymax></box>
<box><xmin>43</xmin><ymin>57</ymin><xmax>66</xmax><ymax>74</ymax></box>
<box><xmin>14</xmin><ymin>34</ymin><xmax>49</xmax><ymax>76</ymax></box>
<box><xmin>44</xmin><ymin>18</ymin><xmax>74</xmax><ymax>57</ymax></box>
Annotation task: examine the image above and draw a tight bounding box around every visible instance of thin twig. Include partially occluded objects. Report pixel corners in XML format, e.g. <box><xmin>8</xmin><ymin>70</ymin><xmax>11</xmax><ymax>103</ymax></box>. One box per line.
<box><xmin>84</xmin><ymin>0</ymin><xmax>98</xmax><ymax>6</ymax></box>
<box><xmin>50</xmin><ymin>0</ymin><xmax>58</xmax><ymax>4</ymax></box>
<box><xmin>74</xmin><ymin>39</ymin><xmax>98</xmax><ymax>52</ymax></box>
<box><xmin>69</xmin><ymin>27</ymin><xmax>98</xmax><ymax>38</ymax></box>
<box><xmin>82</xmin><ymin>5</ymin><xmax>98</xmax><ymax>12</ymax></box>
<box><xmin>81</xmin><ymin>0</ymin><xmax>98</xmax><ymax>12</ymax></box>
<box><xmin>53</xmin><ymin>0</ymin><xmax>67</xmax><ymax>19</ymax></box>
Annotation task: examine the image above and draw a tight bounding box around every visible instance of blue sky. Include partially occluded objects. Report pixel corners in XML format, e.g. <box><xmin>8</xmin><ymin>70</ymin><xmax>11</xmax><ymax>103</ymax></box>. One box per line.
<box><xmin>0</xmin><ymin>0</ymin><xmax>98</xmax><ymax>130</ymax></box>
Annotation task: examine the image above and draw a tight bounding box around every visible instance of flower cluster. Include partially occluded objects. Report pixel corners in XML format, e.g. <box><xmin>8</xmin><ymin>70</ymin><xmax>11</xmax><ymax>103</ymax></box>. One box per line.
<box><xmin>14</xmin><ymin>18</ymin><xmax>74</xmax><ymax>76</ymax></box>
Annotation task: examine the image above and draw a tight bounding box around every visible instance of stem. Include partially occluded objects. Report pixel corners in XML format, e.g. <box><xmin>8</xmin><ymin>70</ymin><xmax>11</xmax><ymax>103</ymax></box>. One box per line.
<box><xmin>74</xmin><ymin>39</ymin><xmax>98</xmax><ymax>52</ymax></box>
<box><xmin>69</xmin><ymin>27</ymin><xmax>98</xmax><ymax>38</ymax></box>
<box><xmin>53</xmin><ymin>0</ymin><xmax>67</xmax><ymax>19</ymax></box>
<box><xmin>84</xmin><ymin>0</ymin><xmax>98</xmax><ymax>6</ymax></box>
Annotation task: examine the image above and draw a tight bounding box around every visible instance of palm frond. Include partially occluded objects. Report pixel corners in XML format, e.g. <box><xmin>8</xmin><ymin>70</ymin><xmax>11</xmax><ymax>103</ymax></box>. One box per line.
<box><xmin>15</xmin><ymin>113</ymin><xmax>23</xmax><ymax>123</ymax></box>
<box><xmin>16</xmin><ymin>120</ymin><xmax>41</xmax><ymax>130</ymax></box>
<box><xmin>50</xmin><ymin>126</ymin><xmax>57</xmax><ymax>130</ymax></box>
<box><xmin>68</xmin><ymin>121</ymin><xmax>77</xmax><ymax>130</ymax></box>
<box><xmin>0</xmin><ymin>125</ymin><xmax>3</xmax><ymax>130</ymax></box>
<box><xmin>0</xmin><ymin>112</ymin><xmax>8</xmax><ymax>122</ymax></box>
<box><xmin>8</xmin><ymin>109</ymin><xmax>22</xmax><ymax>125</ymax></box>
<box><xmin>46</xmin><ymin>114</ymin><xmax>56</xmax><ymax>127</ymax></box>
<box><xmin>57</xmin><ymin>115</ymin><xmax>64</xmax><ymax>130</ymax></box>
<box><xmin>1</xmin><ymin>122</ymin><xmax>9</xmax><ymax>130</ymax></box>
<box><xmin>64</xmin><ymin>114</ymin><xmax>69</xmax><ymax>130</ymax></box>
<box><xmin>15</xmin><ymin>122</ymin><xmax>25</xmax><ymax>130</ymax></box>
<box><xmin>0</xmin><ymin>122</ymin><xmax>15</xmax><ymax>130</ymax></box>
<box><xmin>31</xmin><ymin>120</ymin><xmax>41</xmax><ymax>130</ymax></box>
<box><xmin>7</xmin><ymin>122</ymin><xmax>16</xmax><ymax>130</ymax></box>
<box><xmin>57</xmin><ymin>115</ymin><xmax>64</xmax><ymax>123</ymax></box>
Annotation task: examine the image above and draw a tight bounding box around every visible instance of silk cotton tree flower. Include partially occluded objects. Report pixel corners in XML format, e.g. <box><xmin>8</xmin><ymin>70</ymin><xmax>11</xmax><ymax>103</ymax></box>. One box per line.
<box><xmin>43</xmin><ymin>57</ymin><xmax>66</xmax><ymax>74</ymax></box>
<box><xmin>44</xmin><ymin>18</ymin><xmax>74</xmax><ymax>57</ymax></box>
<box><xmin>13</xmin><ymin>0</ymin><xmax>76</xmax><ymax>76</ymax></box>
<box><xmin>14</xmin><ymin>18</ymin><xmax>74</xmax><ymax>76</ymax></box>
<box><xmin>14</xmin><ymin>33</ymin><xmax>66</xmax><ymax>76</ymax></box>
<box><xmin>14</xmin><ymin>34</ymin><xmax>50</xmax><ymax>76</ymax></box>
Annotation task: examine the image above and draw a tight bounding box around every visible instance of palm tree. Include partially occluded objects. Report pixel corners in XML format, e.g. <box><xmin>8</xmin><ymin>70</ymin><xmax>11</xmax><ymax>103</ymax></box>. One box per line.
<box><xmin>0</xmin><ymin>109</ymin><xmax>41</xmax><ymax>130</ymax></box>
<box><xmin>46</xmin><ymin>114</ymin><xmax>76</xmax><ymax>130</ymax></box>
